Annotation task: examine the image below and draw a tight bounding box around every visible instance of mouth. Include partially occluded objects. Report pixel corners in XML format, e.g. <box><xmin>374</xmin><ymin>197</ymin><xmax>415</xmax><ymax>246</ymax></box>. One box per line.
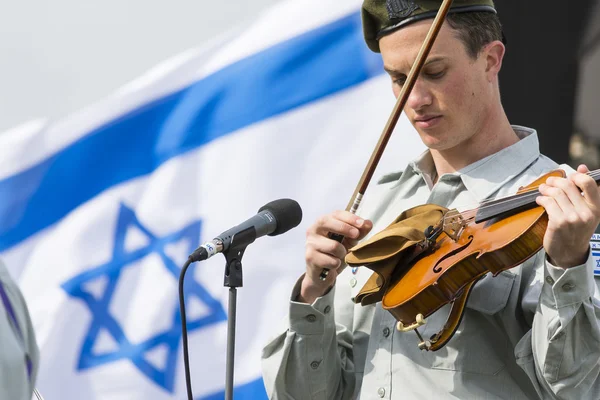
<box><xmin>414</xmin><ymin>115</ymin><xmax>442</xmax><ymax>129</ymax></box>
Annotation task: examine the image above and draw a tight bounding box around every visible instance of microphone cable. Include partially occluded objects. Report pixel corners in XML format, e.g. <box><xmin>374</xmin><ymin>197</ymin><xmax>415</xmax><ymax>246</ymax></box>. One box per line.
<box><xmin>178</xmin><ymin>256</ymin><xmax>195</xmax><ymax>400</ymax></box>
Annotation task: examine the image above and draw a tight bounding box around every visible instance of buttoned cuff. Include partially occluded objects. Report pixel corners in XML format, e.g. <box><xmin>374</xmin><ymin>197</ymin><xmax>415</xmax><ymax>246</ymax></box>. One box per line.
<box><xmin>289</xmin><ymin>274</ymin><xmax>335</xmax><ymax>335</ymax></box>
<box><xmin>544</xmin><ymin>250</ymin><xmax>596</xmax><ymax>308</ymax></box>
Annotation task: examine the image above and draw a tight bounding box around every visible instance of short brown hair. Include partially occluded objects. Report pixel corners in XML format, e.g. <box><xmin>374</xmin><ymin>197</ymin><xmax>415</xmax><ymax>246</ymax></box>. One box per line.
<box><xmin>446</xmin><ymin>12</ymin><xmax>503</xmax><ymax>58</ymax></box>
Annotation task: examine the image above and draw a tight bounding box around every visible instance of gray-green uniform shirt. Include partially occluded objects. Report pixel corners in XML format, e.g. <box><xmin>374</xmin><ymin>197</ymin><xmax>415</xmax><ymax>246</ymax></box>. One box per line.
<box><xmin>0</xmin><ymin>260</ymin><xmax>39</xmax><ymax>400</ymax></box>
<box><xmin>262</xmin><ymin>127</ymin><xmax>600</xmax><ymax>399</ymax></box>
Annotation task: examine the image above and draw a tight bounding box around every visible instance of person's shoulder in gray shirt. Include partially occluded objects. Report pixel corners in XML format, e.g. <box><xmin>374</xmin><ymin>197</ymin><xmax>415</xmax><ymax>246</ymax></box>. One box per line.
<box><xmin>0</xmin><ymin>259</ymin><xmax>39</xmax><ymax>400</ymax></box>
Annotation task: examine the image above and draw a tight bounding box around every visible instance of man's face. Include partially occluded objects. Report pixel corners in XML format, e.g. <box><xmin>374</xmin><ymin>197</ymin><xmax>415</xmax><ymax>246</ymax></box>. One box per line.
<box><xmin>379</xmin><ymin>20</ymin><xmax>495</xmax><ymax>151</ymax></box>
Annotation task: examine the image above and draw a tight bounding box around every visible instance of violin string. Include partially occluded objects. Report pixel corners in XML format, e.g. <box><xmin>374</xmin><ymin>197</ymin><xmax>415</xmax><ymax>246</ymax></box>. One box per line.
<box><xmin>475</xmin><ymin>170</ymin><xmax>600</xmax><ymax>211</ymax></box>
<box><xmin>472</xmin><ymin>175</ymin><xmax>598</xmax><ymax>214</ymax></box>
<box><xmin>441</xmin><ymin>189</ymin><xmax>540</xmax><ymax>225</ymax></box>
<box><xmin>442</xmin><ymin>191</ymin><xmax>542</xmax><ymax>226</ymax></box>
<box><xmin>458</xmin><ymin>169</ymin><xmax>600</xmax><ymax>217</ymax></box>
<box><xmin>439</xmin><ymin>169</ymin><xmax>600</xmax><ymax>225</ymax></box>
<box><xmin>447</xmin><ymin>184</ymin><xmax>541</xmax><ymax>217</ymax></box>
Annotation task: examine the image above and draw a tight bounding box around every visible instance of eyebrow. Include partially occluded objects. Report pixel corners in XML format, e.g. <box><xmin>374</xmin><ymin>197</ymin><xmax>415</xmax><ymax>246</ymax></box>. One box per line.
<box><xmin>384</xmin><ymin>56</ymin><xmax>447</xmax><ymax>75</ymax></box>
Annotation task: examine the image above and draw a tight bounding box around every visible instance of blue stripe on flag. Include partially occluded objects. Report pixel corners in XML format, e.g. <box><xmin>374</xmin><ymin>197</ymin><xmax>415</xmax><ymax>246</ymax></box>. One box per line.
<box><xmin>0</xmin><ymin>11</ymin><xmax>383</xmax><ymax>251</ymax></box>
<box><xmin>199</xmin><ymin>377</ymin><xmax>267</xmax><ymax>400</ymax></box>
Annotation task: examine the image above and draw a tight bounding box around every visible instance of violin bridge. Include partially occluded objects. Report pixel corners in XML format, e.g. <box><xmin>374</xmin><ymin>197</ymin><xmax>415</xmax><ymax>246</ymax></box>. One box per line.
<box><xmin>442</xmin><ymin>210</ymin><xmax>467</xmax><ymax>242</ymax></box>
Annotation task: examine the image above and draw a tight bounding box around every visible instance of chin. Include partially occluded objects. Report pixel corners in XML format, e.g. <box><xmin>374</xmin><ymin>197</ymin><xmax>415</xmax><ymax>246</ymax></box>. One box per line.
<box><xmin>416</xmin><ymin>122</ymin><xmax>466</xmax><ymax>151</ymax></box>
<box><xmin>417</xmin><ymin>130</ymin><xmax>449</xmax><ymax>150</ymax></box>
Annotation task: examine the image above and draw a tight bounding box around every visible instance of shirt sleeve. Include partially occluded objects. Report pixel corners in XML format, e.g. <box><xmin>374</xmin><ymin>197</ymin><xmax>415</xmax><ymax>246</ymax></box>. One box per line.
<box><xmin>0</xmin><ymin>261</ymin><xmax>39</xmax><ymax>400</ymax></box>
<box><xmin>518</xmin><ymin>250</ymin><xmax>600</xmax><ymax>399</ymax></box>
<box><xmin>261</xmin><ymin>273</ymin><xmax>357</xmax><ymax>400</ymax></box>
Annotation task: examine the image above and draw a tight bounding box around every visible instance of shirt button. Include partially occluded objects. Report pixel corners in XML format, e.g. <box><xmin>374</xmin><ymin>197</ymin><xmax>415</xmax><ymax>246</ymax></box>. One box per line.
<box><xmin>545</xmin><ymin>276</ymin><xmax>554</xmax><ymax>285</ymax></box>
<box><xmin>562</xmin><ymin>282</ymin><xmax>575</xmax><ymax>291</ymax></box>
<box><xmin>310</xmin><ymin>361</ymin><xmax>320</xmax><ymax>370</ymax></box>
<box><xmin>377</xmin><ymin>387</ymin><xmax>386</xmax><ymax>398</ymax></box>
<box><xmin>383</xmin><ymin>327</ymin><xmax>390</xmax><ymax>338</ymax></box>
<box><xmin>306</xmin><ymin>314</ymin><xmax>317</xmax><ymax>322</ymax></box>
<box><xmin>350</xmin><ymin>278</ymin><xmax>357</xmax><ymax>288</ymax></box>
<box><xmin>323</xmin><ymin>306</ymin><xmax>331</xmax><ymax>314</ymax></box>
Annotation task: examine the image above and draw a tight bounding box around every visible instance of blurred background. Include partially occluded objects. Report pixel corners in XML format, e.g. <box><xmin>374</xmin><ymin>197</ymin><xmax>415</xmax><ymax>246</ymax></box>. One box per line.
<box><xmin>1</xmin><ymin>0</ymin><xmax>599</xmax><ymax>164</ymax></box>
<box><xmin>0</xmin><ymin>1</ymin><xmax>599</xmax><ymax>399</ymax></box>
<box><xmin>0</xmin><ymin>0</ymin><xmax>277</xmax><ymax>132</ymax></box>
<box><xmin>494</xmin><ymin>1</ymin><xmax>600</xmax><ymax>168</ymax></box>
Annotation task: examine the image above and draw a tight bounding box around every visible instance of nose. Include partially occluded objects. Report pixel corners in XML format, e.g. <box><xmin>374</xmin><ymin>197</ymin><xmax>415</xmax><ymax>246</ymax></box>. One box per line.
<box><xmin>405</xmin><ymin>78</ymin><xmax>433</xmax><ymax>112</ymax></box>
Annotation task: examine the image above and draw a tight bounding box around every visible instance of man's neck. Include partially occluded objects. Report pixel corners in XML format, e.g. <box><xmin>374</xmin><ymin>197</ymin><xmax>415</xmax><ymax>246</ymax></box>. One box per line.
<box><xmin>430</xmin><ymin>109</ymin><xmax>518</xmax><ymax>180</ymax></box>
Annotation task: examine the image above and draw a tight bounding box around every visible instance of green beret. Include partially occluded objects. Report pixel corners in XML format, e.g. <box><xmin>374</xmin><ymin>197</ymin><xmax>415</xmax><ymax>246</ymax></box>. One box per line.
<box><xmin>362</xmin><ymin>0</ymin><xmax>497</xmax><ymax>52</ymax></box>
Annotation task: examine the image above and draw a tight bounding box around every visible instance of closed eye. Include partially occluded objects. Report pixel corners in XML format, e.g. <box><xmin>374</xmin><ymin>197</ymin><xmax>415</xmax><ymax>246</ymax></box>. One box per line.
<box><xmin>393</xmin><ymin>76</ymin><xmax>406</xmax><ymax>86</ymax></box>
<box><xmin>425</xmin><ymin>70</ymin><xmax>445</xmax><ymax>80</ymax></box>
<box><xmin>392</xmin><ymin>70</ymin><xmax>444</xmax><ymax>86</ymax></box>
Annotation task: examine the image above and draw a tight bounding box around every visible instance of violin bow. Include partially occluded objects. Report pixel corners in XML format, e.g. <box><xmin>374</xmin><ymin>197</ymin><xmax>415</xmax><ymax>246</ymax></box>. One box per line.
<box><xmin>320</xmin><ymin>0</ymin><xmax>455</xmax><ymax>280</ymax></box>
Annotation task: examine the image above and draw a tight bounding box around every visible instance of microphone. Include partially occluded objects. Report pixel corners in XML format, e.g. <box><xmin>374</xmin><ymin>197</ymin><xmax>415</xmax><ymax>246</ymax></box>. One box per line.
<box><xmin>189</xmin><ymin>198</ymin><xmax>302</xmax><ymax>262</ymax></box>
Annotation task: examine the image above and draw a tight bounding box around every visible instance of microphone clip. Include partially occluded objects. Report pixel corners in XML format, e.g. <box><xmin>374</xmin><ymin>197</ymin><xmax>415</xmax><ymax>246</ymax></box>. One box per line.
<box><xmin>223</xmin><ymin>226</ymin><xmax>256</xmax><ymax>288</ymax></box>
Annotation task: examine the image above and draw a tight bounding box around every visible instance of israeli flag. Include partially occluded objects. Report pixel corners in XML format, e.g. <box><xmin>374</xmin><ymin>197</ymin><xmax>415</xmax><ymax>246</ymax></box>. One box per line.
<box><xmin>0</xmin><ymin>1</ymin><xmax>423</xmax><ymax>398</ymax></box>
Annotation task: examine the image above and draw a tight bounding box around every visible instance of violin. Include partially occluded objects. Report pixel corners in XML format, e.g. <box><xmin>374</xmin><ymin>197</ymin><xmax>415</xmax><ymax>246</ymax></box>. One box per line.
<box><xmin>382</xmin><ymin>169</ymin><xmax>580</xmax><ymax>351</ymax></box>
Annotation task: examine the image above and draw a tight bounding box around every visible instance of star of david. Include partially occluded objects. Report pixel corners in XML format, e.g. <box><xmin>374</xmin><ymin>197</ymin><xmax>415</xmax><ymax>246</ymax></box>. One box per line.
<box><xmin>61</xmin><ymin>203</ymin><xmax>226</xmax><ymax>392</ymax></box>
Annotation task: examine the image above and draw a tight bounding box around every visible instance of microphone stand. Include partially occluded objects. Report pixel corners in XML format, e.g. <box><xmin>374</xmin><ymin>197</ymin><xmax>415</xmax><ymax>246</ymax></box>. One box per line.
<box><xmin>222</xmin><ymin>226</ymin><xmax>256</xmax><ymax>400</ymax></box>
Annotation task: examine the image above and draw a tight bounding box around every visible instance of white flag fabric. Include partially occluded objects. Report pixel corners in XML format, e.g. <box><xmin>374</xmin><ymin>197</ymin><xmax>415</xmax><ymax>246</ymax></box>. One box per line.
<box><xmin>0</xmin><ymin>1</ymin><xmax>424</xmax><ymax>398</ymax></box>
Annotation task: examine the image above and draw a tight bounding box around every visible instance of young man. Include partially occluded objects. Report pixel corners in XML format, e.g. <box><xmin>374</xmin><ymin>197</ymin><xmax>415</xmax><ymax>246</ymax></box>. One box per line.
<box><xmin>262</xmin><ymin>1</ymin><xmax>600</xmax><ymax>398</ymax></box>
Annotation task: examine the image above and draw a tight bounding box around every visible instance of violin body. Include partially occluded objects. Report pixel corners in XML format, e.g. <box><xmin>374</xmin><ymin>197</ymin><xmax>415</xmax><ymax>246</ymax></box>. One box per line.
<box><xmin>381</xmin><ymin>169</ymin><xmax>566</xmax><ymax>349</ymax></box>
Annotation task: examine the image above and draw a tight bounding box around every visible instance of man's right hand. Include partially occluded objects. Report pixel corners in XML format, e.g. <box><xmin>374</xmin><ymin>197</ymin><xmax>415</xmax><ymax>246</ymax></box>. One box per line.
<box><xmin>298</xmin><ymin>210</ymin><xmax>373</xmax><ymax>304</ymax></box>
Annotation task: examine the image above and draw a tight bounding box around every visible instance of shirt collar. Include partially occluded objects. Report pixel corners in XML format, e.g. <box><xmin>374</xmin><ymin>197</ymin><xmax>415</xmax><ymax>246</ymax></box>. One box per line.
<box><xmin>404</xmin><ymin>126</ymin><xmax>541</xmax><ymax>201</ymax></box>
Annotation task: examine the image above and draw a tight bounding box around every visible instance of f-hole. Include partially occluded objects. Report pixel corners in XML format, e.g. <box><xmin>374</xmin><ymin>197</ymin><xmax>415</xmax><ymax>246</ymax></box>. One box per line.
<box><xmin>432</xmin><ymin>236</ymin><xmax>474</xmax><ymax>273</ymax></box>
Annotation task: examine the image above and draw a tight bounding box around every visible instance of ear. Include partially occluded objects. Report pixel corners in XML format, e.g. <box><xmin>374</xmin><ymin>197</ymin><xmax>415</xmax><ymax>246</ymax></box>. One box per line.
<box><xmin>483</xmin><ymin>40</ymin><xmax>505</xmax><ymax>81</ymax></box>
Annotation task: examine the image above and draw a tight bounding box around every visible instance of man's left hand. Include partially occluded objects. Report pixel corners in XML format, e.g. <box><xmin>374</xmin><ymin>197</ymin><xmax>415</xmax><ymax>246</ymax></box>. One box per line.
<box><xmin>536</xmin><ymin>164</ymin><xmax>600</xmax><ymax>268</ymax></box>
